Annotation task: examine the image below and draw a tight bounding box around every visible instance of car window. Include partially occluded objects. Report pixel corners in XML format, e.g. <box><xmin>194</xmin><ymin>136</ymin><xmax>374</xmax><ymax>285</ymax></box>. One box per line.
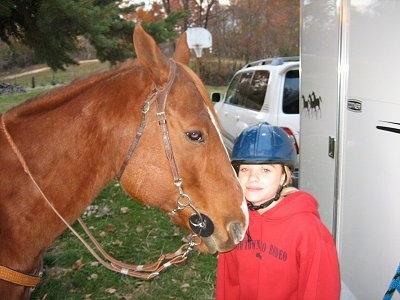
<box><xmin>224</xmin><ymin>70</ymin><xmax>269</xmax><ymax>111</ymax></box>
<box><xmin>282</xmin><ymin>70</ymin><xmax>299</xmax><ymax>114</ymax></box>
<box><xmin>247</xmin><ymin>71</ymin><xmax>269</xmax><ymax>110</ymax></box>
<box><xmin>236</xmin><ymin>71</ymin><xmax>253</xmax><ymax>107</ymax></box>
<box><xmin>225</xmin><ymin>74</ymin><xmax>241</xmax><ymax>105</ymax></box>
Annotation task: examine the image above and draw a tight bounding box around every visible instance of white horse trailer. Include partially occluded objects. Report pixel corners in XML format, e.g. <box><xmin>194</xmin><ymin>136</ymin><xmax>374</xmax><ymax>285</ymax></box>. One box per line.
<box><xmin>300</xmin><ymin>1</ymin><xmax>400</xmax><ymax>299</ymax></box>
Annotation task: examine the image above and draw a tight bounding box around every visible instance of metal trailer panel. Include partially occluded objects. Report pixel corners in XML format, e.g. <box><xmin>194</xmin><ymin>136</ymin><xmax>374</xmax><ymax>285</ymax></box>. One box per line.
<box><xmin>340</xmin><ymin>1</ymin><xmax>400</xmax><ymax>298</ymax></box>
<box><xmin>300</xmin><ymin>0</ymin><xmax>340</xmax><ymax>233</ymax></box>
<box><xmin>301</xmin><ymin>0</ymin><xmax>400</xmax><ymax>299</ymax></box>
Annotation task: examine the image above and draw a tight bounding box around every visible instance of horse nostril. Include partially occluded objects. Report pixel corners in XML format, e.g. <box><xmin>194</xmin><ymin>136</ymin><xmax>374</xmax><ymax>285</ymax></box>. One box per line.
<box><xmin>229</xmin><ymin>222</ymin><xmax>246</xmax><ymax>244</ymax></box>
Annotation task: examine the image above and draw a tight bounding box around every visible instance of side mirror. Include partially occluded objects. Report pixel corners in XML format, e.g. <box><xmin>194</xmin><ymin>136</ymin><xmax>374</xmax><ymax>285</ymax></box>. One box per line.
<box><xmin>211</xmin><ymin>92</ymin><xmax>222</xmax><ymax>103</ymax></box>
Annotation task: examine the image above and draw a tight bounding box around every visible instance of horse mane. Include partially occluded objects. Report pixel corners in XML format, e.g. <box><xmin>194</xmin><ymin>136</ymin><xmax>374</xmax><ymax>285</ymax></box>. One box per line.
<box><xmin>8</xmin><ymin>60</ymin><xmax>140</xmax><ymax>118</ymax></box>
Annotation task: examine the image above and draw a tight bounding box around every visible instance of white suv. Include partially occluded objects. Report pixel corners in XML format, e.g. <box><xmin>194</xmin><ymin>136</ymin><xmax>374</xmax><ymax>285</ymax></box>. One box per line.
<box><xmin>212</xmin><ymin>57</ymin><xmax>300</xmax><ymax>182</ymax></box>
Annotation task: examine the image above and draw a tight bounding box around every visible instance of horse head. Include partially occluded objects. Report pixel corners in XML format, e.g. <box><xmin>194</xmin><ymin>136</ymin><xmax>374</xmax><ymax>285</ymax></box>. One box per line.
<box><xmin>118</xmin><ymin>24</ymin><xmax>248</xmax><ymax>253</ymax></box>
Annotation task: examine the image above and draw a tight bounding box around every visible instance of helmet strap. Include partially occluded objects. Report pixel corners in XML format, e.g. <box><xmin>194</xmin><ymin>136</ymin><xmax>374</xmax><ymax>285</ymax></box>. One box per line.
<box><xmin>247</xmin><ymin>185</ymin><xmax>284</xmax><ymax>211</ymax></box>
<box><xmin>247</xmin><ymin>165</ymin><xmax>288</xmax><ymax>211</ymax></box>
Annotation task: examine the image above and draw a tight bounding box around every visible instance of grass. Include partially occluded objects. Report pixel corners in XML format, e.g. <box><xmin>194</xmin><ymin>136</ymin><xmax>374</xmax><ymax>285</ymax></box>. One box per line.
<box><xmin>0</xmin><ymin>63</ymin><xmax>225</xmax><ymax>299</ymax></box>
<box><xmin>31</xmin><ymin>183</ymin><xmax>217</xmax><ymax>300</ymax></box>
<box><xmin>0</xmin><ymin>89</ymin><xmax>47</xmax><ymax>112</ymax></box>
<box><xmin>0</xmin><ymin>60</ymin><xmax>110</xmax><ymax>88</ymax></box>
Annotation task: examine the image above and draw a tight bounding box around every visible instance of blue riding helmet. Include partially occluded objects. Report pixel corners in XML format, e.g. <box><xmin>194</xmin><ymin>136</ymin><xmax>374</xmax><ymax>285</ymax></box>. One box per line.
<box><xmin>231</xmin><ymin>123</ymin><xmax>297</xmax><ymax>170</ymax></box>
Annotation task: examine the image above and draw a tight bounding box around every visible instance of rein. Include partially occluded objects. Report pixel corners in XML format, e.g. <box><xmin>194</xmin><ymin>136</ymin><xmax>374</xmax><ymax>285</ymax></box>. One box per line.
<box><xmin>0</xmin><ymin>59</ymin><xmax>209</xmax><ymax>288</ymax></box>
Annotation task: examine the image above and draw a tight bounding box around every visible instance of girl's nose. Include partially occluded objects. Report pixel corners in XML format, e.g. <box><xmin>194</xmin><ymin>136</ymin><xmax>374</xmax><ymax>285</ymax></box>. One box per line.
<box><xmin>248</xmin><ymin>170</ymin><xmax>259</xmax><ymax>182</ymax></box>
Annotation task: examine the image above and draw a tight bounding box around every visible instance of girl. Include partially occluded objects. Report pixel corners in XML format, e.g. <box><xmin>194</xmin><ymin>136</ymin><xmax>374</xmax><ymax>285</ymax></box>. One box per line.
<box><xmin>216</xmin><ymin>123</ymin><xmax>340</xmax><ymax>300</ymax></box>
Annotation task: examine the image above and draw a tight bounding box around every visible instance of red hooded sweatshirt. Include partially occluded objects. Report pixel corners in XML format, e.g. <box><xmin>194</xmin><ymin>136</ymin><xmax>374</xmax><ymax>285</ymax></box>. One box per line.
<box><xmin>216</xmin><ymin>191</ymin><xmax>340</xmax><ymax>300</ymax></box>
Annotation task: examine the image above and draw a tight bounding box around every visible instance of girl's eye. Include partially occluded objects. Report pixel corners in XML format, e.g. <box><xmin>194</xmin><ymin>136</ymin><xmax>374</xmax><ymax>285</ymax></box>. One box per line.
<box><xmin>185</xmin><ymin>131</ymin><xmax>205</xmax><ymax>143</ymax></box>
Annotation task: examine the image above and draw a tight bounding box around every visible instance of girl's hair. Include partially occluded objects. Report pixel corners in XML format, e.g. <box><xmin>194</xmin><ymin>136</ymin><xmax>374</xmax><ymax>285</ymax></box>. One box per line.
<box><xmin>282</xmin><ymin>165</ymin><xmax>293</xmax><ymax>187</ymax></box>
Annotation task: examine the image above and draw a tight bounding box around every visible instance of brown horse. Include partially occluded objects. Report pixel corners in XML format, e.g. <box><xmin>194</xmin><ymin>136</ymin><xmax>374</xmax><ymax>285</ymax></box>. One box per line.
<box><xmin>0</xmin><ymin>24</ymin><xmax>248</xmax><ymax>299</ymax></box>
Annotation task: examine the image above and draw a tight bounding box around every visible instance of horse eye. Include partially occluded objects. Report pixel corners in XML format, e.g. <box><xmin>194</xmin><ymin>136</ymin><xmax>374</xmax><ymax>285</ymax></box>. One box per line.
<box><xmin>185</xmin><ymin>131</ymin><xmax>205</xmax><ymax>143</ymax></box>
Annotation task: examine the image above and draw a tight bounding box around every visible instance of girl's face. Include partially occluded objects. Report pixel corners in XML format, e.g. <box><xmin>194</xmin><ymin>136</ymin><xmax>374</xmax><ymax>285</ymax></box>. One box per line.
<box><xmin>238</xmin><ymin>164</ymin><xmax>285</xmax><ymax>207</ymax></box>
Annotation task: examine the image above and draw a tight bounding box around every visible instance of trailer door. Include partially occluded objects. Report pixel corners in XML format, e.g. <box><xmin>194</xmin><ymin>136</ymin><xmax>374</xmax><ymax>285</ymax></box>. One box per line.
<box><xmin>339</xmin><ymin>1</ymin><xmax>400</xmax><ymax>299</ymax></box>
<box><xmin>301</xmin><ymin>1</ymin><xmax>400</xmax><ymax>299</ymax></box>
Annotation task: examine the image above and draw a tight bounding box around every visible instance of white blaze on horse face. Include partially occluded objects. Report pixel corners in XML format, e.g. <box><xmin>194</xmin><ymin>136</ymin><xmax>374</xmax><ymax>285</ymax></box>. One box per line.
<box><xmin>206</xmin><ymin>106</ymin><xmax>230</xmax><ymax>158</ymax></box>
<box><xmin>206</xmin><ymin>106</ymin><xmax>249</xmax><ymax>235</ymax></box>
<box><xmin>240</xmin><ymin>194</ymin><xmax>249</xmax><ymax>240</ymax></box>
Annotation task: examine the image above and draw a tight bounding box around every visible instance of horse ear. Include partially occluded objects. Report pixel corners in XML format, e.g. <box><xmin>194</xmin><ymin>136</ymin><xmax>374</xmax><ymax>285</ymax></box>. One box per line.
<box><xmin>133</xmin><ymin>23</ymin><xmax>170</xmax><ymax>87</ymax></box>
<box><xmin>173</xmin><ymin>32</ymin><xmax>190</xmax><ymax>65</ymax></box>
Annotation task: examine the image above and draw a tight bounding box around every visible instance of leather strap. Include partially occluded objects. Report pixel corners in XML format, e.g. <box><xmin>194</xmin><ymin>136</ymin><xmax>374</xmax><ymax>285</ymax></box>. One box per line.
<box><xmin>155</xmin><ymin>60</ymin><xmax>180</xmax><ymax>182</ymax></box>
<box><xmin>0</xmin><ymin>265</ymin><xmax>41</xmax><ymax>287</ymax></box>
<box><xmin>116</xmin><ymin>59</ymin><xmax>177</xmax><ymax>181</ymax></box>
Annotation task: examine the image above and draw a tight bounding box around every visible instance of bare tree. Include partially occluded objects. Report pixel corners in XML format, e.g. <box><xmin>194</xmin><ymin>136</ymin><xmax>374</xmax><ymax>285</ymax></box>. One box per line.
<box><xmin>156</xmin><ymin>0</ymin><xmax>299</xmax><ymax>61</ymax></box>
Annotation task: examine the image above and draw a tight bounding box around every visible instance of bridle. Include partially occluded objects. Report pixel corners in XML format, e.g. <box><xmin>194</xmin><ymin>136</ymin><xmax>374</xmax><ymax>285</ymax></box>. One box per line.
<box><xmin>0</xmin><ymin>58</ymin><xmax>214</xmax><ymax>289</ymax></box>
<box><xmin>115</xmin><ymin>59</ymin><xmax>214</xmax><ymax>237</ymax></box>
